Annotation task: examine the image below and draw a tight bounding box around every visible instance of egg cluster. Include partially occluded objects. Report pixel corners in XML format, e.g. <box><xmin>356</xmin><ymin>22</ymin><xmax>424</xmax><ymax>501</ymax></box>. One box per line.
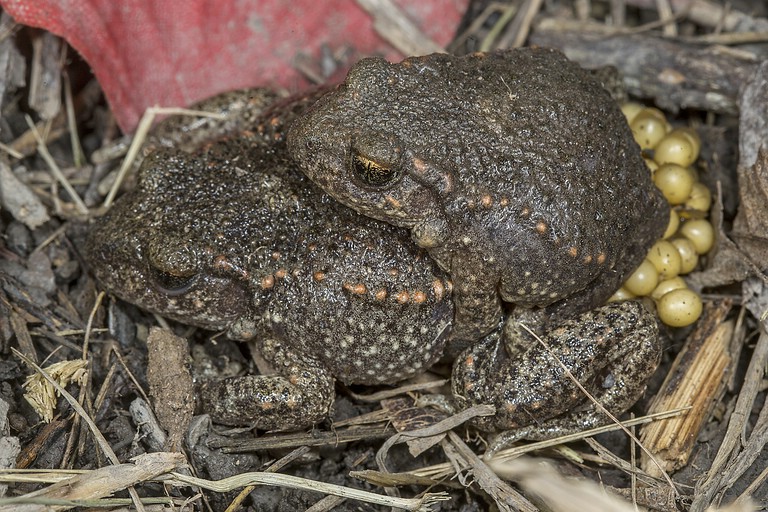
<box><xmin>610</xmin><ymin>104</ymin><xmax>714</xmax><ymax>327</ymax></box>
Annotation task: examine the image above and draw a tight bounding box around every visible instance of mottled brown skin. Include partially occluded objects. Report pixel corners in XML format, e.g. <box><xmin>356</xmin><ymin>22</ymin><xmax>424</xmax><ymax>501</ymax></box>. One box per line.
<box><xmin>453</xmin><ymin>301</ymin><xmax>659</xmax><ymax>437</ymax></box>
<box><xmin>88</xmin><ymin>62</ymin><xmax>662</xmax><ymax>437</ymax></box>
<box><xmin>87</xmin><ymin>100</ymin><xmax>453</xmax><ymax>430</ymax></box>
<box><xmin>288</xmin><ymin>48</ymin><xmax>670</xmax><ymax>344</ymax></box>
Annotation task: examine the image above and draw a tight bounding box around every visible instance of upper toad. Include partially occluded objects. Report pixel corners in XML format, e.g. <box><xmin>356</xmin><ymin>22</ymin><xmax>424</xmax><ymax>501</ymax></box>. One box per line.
<box><xmin>288</xmin><ymin>48</ymin><xmax>669</xmax><ymax>343</ymax></box>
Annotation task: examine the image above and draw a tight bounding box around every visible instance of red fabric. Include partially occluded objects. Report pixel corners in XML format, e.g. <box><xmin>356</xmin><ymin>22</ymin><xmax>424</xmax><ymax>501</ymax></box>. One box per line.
<box><xmin>1</xmin><ymin>0</ymin><xmax>465</xmax><ymax>132</ymax></box>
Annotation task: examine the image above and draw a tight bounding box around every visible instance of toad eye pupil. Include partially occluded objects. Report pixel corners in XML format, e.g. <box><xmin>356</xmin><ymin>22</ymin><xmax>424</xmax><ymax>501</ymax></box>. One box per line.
<box><xmin>149</xmin><ymin>266</ymin><xmax>199</xmax><ymax>296</ymax></box>
<box><xmin>352</xmin><ymin>154</ymin><xmax>402</xmax><ymax>187</ymax></box>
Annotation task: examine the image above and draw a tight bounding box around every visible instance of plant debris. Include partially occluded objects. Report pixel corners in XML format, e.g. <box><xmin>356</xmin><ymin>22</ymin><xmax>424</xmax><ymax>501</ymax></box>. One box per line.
<box><xmin>1</xmin><ymin>1</ymin><xmax>767</xmax><ymax>511</ymax></box>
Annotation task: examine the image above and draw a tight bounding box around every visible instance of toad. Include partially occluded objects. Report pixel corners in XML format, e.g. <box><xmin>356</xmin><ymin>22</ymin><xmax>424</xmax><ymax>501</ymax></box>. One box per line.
<box><xmin>287</xmin><ymin>47</ymin><xmax>669</xmax><ymax>344</ymax></box>
<box><xmin>87</xmin><ymin>58</ymin><xmax>661</xmax><ymax>436</ymax></box>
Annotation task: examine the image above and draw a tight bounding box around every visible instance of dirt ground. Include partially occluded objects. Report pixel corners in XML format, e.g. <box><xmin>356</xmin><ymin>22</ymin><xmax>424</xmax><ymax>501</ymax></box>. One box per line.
<box><xmin>1</xmin><ymin>1</ymin><xmax>767</xmax><ymax>511</ymax></box>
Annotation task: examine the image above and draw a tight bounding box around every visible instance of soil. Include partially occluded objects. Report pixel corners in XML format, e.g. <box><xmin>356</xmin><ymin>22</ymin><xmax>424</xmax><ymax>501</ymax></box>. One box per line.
<box><xmin>1</xmin><ymin>1</ymin><xmax>767</xmax><ymax>511</ymax></box>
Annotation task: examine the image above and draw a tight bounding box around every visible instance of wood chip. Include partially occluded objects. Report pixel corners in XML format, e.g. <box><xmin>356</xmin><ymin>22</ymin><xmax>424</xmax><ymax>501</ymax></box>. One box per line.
<box><xmin>640</xmin><ymin>300</ymin><xmax>733</xmax><ymax>475</ymax></box>
<box><xmin>0</xmin><ymin>452</ymin><xmax>186</xmax><ymax>512</ymax></box>
<box><xmin>146</xmin><ymin>327</ymin><xmax>194</xmax><ymax>452</ymax></box>
<box><xmin>0</xmin><ymin>162</ymin><xmax>50</xmax><ymax>229</ymax></box>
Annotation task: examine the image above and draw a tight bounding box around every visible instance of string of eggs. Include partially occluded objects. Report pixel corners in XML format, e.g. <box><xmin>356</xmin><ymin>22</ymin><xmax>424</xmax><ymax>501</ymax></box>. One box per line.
<box><xmin>611</xmin><ymin>104</ymin><xmax>714</xmax><ymax>328</ymax></box>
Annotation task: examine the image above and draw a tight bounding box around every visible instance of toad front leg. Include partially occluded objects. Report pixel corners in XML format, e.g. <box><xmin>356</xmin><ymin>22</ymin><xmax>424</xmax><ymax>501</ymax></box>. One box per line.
<box><xmin>444</xmin><ymin>260</ymin><xmax>504</xmax><ymax>356</ymax></box>
<box><xmin>201</xmin><ymin>338</ymin><xmax>335</xmax><ymax>430</ymax></box>
<box><xmin>452</xmin><ymin>301</ymin><xmax>661</xmax><ymax>439</ymax></box>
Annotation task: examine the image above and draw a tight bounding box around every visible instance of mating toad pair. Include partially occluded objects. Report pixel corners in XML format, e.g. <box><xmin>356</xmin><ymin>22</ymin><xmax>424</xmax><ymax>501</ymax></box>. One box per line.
<box><xmin>87</xmin><ymin>47</ymin><xmax>668</xmax><ymax>438</ymax></box>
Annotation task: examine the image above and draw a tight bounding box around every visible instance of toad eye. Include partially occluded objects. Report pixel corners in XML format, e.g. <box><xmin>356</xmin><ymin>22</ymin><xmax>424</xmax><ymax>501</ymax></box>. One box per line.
<box><xmin>149</xmin><ymin>266</ymin><xmax>199</xmax><ymax>296</ymax></box>
<box><xmin>351</xmin><ymin>153</ymin><xmax>402</xmax><ymax>188</ymax></box>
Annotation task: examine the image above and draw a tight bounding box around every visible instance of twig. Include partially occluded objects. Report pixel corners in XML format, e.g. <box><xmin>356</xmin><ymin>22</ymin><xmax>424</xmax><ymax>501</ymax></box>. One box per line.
<box><xmin>12</xmin><ymin>348</ymin><xmax>147</xmax><ymax>511</ymax></box>
<box><xmin>169</xmin><ymin>471</ymin><xmax>450</xmax><ymax>511</ymax></box>
<box><xmin>691</xmin><ymin>323</ymin><xmax>768</xmax><ymax>510</ymax></box>
<box><xmin>375</xmin><ymin>405</ymin><xmax>495</xmax><ymax>473</ymax></box>
<box><xmin>496</xmin><ymin>0</ymin><xmax>544</xmax><ymax>49</ymax></box>
<box><xmin>529</xmin><ymin>23</ymin><xmax>756</xmax><ymax>115</ymax></box>
<box><xmin>349</xmin><ymin>379</ymin><xmax>448</xmax><ymax>403</ymax></box>
<box><xmin>478</xmin><ymin>4</ymin><xmax>517</xmax><ymax>52</ymax></box>
<box><xmin>0</xmin><ymin>141</ymin><xmax>23</xmax><ymax>159</ymax></box>
<box><xmin>446</xmin><ymin>431</ymin><xmax>537</xmax><ymax>512</ymax></box>
<box><xmin>225</xmin><ymin>446</ymin><xmax>311</xmax><ymax>512</ymax></box>
<box><xmin>355</xmin><ymin>0</ymin><xmax>444</xmax><ymax>55</ymax></box>
<box><xmin>405</xmin><ymin>408</ymin><xmax>688</xmax><ymax>481</ymax></box>
<box><xmin>24</xmin><ymin>115</ymin><xmax>88</xmax><ymax>215</ymax></box>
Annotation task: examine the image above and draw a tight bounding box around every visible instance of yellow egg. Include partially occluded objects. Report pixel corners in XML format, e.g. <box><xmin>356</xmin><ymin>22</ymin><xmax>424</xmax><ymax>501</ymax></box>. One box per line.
<box><xmin>654</xmin><ymin>163</ymin><xmax>695</xmax><ymax>205</ymax></box>
<box><xmin>662</xmin><ymin>209</ymin><xmax>680</xmax><ymax>239</ymax></box>
<box><xmin>624</xmin><ymin>259</ymin><xmax>660</xmax><ymax>296</ymax></box>
<box><xmin>657</xmin><ymin>288</ymin><xmax>703</xmax><ymax>327</ymax></box>
<box><xmin>630</xmin><ymin>109</ymin><xmax>669</xmax><ymax>150</ymax></box>
<box><xmin>654</xmin><ymin>129</ymin><xmax>699</xmax><ymax>167</ymax></box>
<box><xmin>679</xmin><ymin>219</ymin><xmax>715</xmax><ymax>254</ymax></box>
<box><xmin>676</xmin><ymin>127</ymin><xmax>702</xmax><ymax>158</ymax></box>
<box><xmin>638</xmin><ymin>107</ymin><xmax>667</xmax><ymax>121</ymax></box>
<box><xmin>647</xmin><ymin>240</ymin><xmax>682</xmax><ymax>279</ymax></box>
<box><xmin>609</xmin><ymin>286</ymin><xmax>636</xmax><ymax>302</ymax></box>
<box><xmin>685</xmin><ymin>182</ymin><xmax>712</xmax><ymax>212</ymax></box>
<box><xmin>621</xmin><ymin>102</ymin><xmax>645</xmax><ymax>124</ymax></box>
<box><xmin>671</xmin><ymin>237</ymin><xmax>699</xmax><ymax>274</ymax></box>
<box><xmin>650</xmin><ymin>277</ymin><xmax>688</xmax><ymax>301</ymax></box>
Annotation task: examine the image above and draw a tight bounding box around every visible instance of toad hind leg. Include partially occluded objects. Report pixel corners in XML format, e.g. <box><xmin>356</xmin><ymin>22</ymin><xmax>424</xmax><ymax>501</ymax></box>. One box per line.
<box><xmin>453</xmin><ymin>301</ymin><xmax>661</xmax><ymax>439</ymax></box>
<box><xmin>200</xmin><ymin>338</ymin><xmax>335</xmax><ymax>430</ymax></box>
